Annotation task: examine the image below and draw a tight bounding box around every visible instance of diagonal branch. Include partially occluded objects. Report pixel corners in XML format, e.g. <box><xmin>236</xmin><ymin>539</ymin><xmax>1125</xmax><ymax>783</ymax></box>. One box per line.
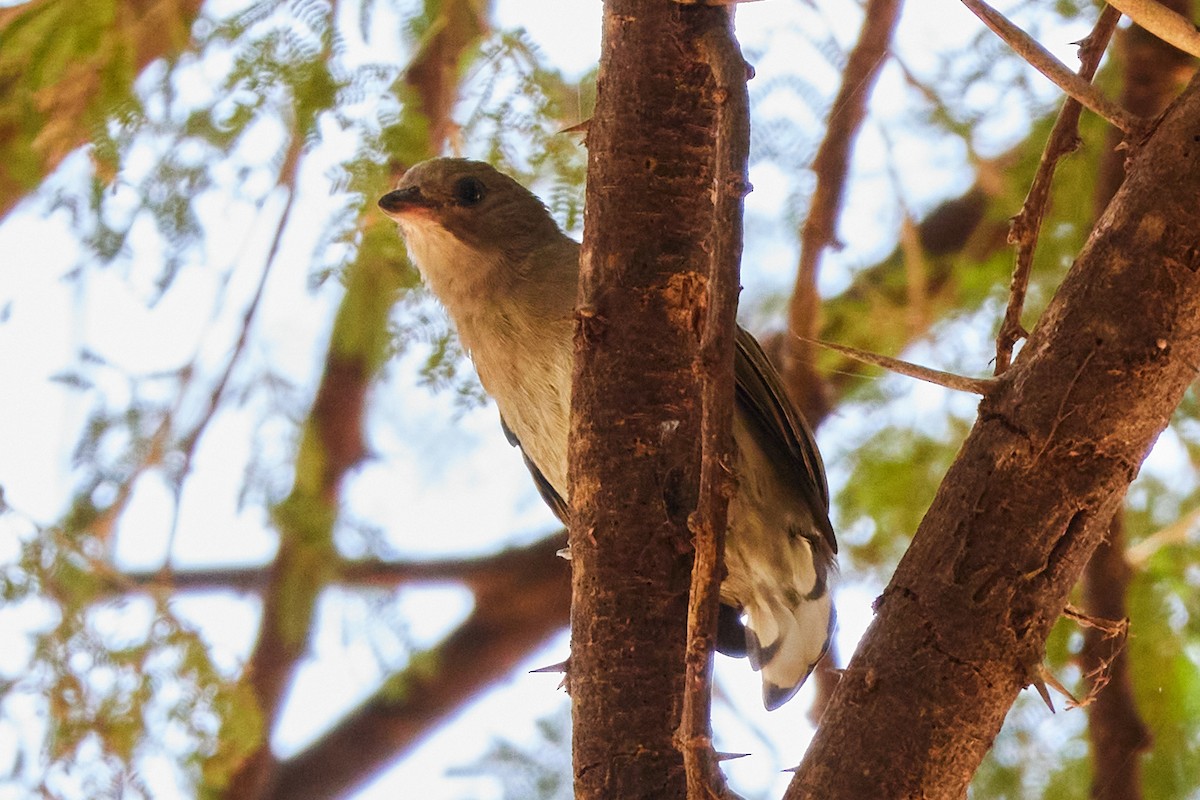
<box><xmin>0</xmin><ymin>0</ymin><xmax>207</xmax><ymax>220</ymax></box>
<box><xmin>268</xmin><ymin>543</ymin><xmax>571</xmax><ymax>800</ymax></box>
<box><xmin>1105</xmin><ymin>0</ymin><xmax>1200</xmax><ymax>58</ymax></box>
<box><xmin>786</xmin><ymin>70</ymin><xmax>1200</xmax><ymax>800</ymax></box>
<box><xmin>958</xmin><ymin>0</ymin><xmax>1144</xmax><ymax>134</ymax></box>
<box><xmin>802</xmin><ymin>336</ymin><xmax>995</xmax><ymax>395</ymax></box>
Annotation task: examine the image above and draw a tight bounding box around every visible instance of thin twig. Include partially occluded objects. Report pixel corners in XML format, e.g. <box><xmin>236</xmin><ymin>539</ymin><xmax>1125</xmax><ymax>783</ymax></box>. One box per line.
<box><xmin>799</xmin><ymin>336</ymin><xmax>996</xmax><ymax>395</ymax></box>
<box><xmin>993</xmin><ymin>7</ymin><xmax>1122</xmax><ymax>374</ymax></box>
<box><xmin>678</xmin><ymin>18</ymin><xmax>748</xmax><ymax>800</ymax></box>
<box><xmin>959</xmin><ymin>0</ymin><xmax>1143</xmax><ymax>134</ymax></box>
<box><xmin>1106</xmin><ymin>0</ymin><xmax>1200</xmax><ymax>58</ymax></box>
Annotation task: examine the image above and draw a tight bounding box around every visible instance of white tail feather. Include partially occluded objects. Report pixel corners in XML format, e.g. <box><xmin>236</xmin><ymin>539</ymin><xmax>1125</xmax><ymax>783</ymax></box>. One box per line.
<box><xmin>744</xmin><ymin>592</ymin><xmax>834</xmax><ymax>710</ymax></box>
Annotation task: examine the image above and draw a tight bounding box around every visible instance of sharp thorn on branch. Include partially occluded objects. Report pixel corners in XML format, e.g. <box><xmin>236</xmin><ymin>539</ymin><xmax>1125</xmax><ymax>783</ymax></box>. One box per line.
<box><xmin>1033</xmin><ymin>663</ymin><xmax>1081</xmax><ymax>712</ymax></box>
<box><xmin>530</xmin><ymin>658</ymin><xmax>570</xmax><ymax>674</ymax></box>
<box><xmin>1032</xmin><ymin>677</ymin><xmax>1056</xmax><ymax>713</ymax></box>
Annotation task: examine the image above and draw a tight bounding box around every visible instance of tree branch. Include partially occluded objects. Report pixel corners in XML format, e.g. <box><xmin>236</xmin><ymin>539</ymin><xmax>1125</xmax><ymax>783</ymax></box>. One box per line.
<box><xmin>1105</xmin><ymin>0</ymin><xmax>1200</xmax><ymax>58</ymax></box>
<box><xmin>571</xmin><ymin>2</ymin><xmax>735</xmax><ymax>797</ymax></box>
<box><xmin>786</xmin><ymin>71</ymin><xmax>1200</xmax><ymax>800</ymax></box>
<box><xmin>958</xmin><ymin>0</ymin><xmax>1144</xmax><ymax>134</ymax></box>
<box><xmin>116</xmin><ymin>536</ymin><xmax>566</xmax><ymax>595</ymax></box>
<box><xmin>801</xmin><ymin>336</ymin><xmax>995</xmax><ymax>395</ymax></box>
<box><xmin>679</xmin><ymin>17</ymin><xmax>748</xmax><ymax>800</ymax></box>
<box><xmin>0</xmin><ymin>0</ymin><xmax>205</xmax><ymax>219</ymax></box>
<box><xmin>268</xmin><ymin>543</ymin><xmax>572</xmax><ymax>800</ymax></box>
<box><xmin>1081</xmin><ymin>512</ymin><xmax>1151</xmax><ymax>800</ymax></box>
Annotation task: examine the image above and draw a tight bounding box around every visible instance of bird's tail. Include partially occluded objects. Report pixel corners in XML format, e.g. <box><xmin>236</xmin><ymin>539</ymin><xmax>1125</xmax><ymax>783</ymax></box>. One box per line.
<box><xmin>743</xmin><ymin>590</ymin><xmax>835</xmax><ymax>711</ymax></box>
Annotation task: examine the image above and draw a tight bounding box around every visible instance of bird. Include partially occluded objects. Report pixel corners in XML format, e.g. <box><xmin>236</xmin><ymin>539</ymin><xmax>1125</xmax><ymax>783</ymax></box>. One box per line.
<box><xmin>379</xmin><ymin>158</ymin><xmax>837</xmax><ymax>710</ymax></box>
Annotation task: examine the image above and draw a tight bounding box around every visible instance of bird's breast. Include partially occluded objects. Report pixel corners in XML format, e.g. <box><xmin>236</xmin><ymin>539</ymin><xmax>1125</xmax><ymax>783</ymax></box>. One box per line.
<box><xmin>471</xmin><ymin>318</ymin><xmax>574</xmax><ymax>495</ymax></box>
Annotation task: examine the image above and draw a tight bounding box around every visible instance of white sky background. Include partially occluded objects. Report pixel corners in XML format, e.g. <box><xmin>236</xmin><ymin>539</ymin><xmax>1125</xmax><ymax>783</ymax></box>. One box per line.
<box><xmin>0</xmin><ymin>0</ymin><xmax>1178</xmax><ymax>798</ymax></box>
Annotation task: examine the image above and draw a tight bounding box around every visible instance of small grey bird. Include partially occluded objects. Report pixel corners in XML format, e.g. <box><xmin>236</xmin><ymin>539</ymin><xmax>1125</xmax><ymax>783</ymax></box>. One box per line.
<box><xmin>379</xmin><ymin>158</ymin><xmax>837</xmax><ymax>710</ymax></box>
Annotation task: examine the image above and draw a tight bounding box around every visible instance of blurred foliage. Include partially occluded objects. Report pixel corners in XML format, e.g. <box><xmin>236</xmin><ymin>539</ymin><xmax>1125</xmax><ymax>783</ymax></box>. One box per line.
<box><xmin>1</xmin><ymin>0</ymin><xmax>1199</xmax><ymax>798</ymax></box>
<box><xmin>449</xmin><ymin>703</ymin><xmax>573</xmax><ymax>800</ymax></box>
<box><xmin>1</xmin><ymin>526</ymin><xmax>260</xmax><ymax>797</ymax></box>
<box><xmin>0</xmin><ymin>0</ymin><xmax>590</xmax><ymax>796</ymax></box>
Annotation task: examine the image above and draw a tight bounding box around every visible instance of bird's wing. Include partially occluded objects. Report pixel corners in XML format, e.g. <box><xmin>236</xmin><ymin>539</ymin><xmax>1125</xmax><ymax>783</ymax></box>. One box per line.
<box><xmin>733</xmin><ymin>326</ymin><xmax>837</xmax><ymax>554</ymax></box>
<box><xmin>501</xmin><ymin>415</ymin><xmax>570</xmax><ymax>524</ymax></box>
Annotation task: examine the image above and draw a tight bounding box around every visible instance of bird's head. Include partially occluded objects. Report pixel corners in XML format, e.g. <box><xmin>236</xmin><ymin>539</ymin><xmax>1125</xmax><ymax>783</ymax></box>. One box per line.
<box><xmin>379</xmin><ymin>159</ymin><xmax>564</xmax><ymax>276</ymax></box>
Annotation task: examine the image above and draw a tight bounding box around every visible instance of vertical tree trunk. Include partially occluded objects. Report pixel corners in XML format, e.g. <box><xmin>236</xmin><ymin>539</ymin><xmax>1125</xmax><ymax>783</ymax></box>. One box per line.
<box><xmin>569</xmin><ymin>2</ymin><xmax>737</xmax><ymax>798</ymax></box>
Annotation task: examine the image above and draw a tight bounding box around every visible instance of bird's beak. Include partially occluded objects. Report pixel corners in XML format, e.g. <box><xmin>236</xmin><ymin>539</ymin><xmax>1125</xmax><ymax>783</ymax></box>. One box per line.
<box><xmin>378</xmin><ymin>186</ymin><xmax>434</xmax><ymax>218</ymax></box>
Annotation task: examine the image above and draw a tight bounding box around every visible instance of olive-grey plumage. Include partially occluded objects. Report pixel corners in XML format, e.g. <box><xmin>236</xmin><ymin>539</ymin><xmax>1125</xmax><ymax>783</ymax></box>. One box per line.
<box><xmin>380</xmin><ymin>158</ymin><xmax>837</xmax><ymax>710</ymax></box>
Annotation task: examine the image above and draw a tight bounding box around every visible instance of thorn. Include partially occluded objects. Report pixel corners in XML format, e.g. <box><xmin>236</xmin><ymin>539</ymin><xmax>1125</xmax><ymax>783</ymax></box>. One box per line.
<box><xmin>797</xmin><ymin>335</ymin><xmax>997</xmax><ymax>396</ymax></box>
<box><xmin>530</xmin><ymin>658</ymin><xmax>569</xmax><ymax>674</ymax></box>
<box><xmin>1036</xmin><ymin>663</ymin><xmax>1079</xmax><ymax>709</ymax></box>
<box><xmin>556</xmin><ymin>547</ymin><xmax>572</xmax><ymax>561</ymax></box>
<box><xmin>1032</xmin><ymin>677</ymin><xmax>1055</xmax><ymax>713</ymax></box>
<box><xmin>716</xmin><ymin>752</ymin><xmax>751</xmax><ymax>762</ymax></box>
<box><xmin>558</xmin><ymin>119</ymin><xmax>590</xmax><ymax>142</ymax></box>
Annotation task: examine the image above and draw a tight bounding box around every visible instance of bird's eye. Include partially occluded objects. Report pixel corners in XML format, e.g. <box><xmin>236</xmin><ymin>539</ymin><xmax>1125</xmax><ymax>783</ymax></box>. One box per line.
<box><xmin>452</xmin><ymin>176</ymin><xmax>486</xmax><ymax>207</ymax></box>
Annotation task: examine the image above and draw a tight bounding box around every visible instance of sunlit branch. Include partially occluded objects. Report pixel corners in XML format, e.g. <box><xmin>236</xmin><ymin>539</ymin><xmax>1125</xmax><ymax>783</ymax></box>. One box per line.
<box><xmin>1106</xmin><ymin>0</ymin><xmax>1200</xmax><ymax>58</ymax></box>
<box><xmin>958</xmin><ymin>0</ymin><xmax>1143</xmax><ymax>134</ymax></box>
<box><xmin>799</xmin><ymin>335</ymin><xmax>995</xmax><ymax>395</ymax></box>
<box><xmin>678</xmin><ymin>20</ymin><xmax>749</xmax><ymax>800</ymax></box>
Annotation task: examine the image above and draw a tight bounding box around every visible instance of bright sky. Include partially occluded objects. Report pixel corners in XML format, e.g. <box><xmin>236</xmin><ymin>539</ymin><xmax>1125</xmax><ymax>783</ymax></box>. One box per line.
<box><xmin>0</xmin><ymin>0</ymin><xmax>1137</xmax><ymax>798</ymax></box>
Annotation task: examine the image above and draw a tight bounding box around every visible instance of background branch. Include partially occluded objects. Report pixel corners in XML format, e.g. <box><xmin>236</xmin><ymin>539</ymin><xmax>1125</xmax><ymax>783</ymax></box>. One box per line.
<box><xmin>785</xmin><ymin>0</ymin><xmax>903</xmax><ymax>425</ymax></box>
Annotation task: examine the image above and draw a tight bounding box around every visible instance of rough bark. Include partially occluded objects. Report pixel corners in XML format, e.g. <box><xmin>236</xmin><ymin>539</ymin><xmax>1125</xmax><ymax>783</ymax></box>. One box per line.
<box><xmin>680</xmin><ymin>22</ymin><xmax>749</xmax><ymax>800</ymax></box>
<box><xmin>786</xmin><ymin>72</ymin><xmax>1200</xmax><ymax>800</ymax></box>
<box><xmin>1081</xmin><ymin>7</ymin><xmax>1193</xmax><ymax>797</ymax></box>
<box><xmin>570</xmin><ymin>2</ymin><xmax>732</xmax><ymax>798</ymax></box>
